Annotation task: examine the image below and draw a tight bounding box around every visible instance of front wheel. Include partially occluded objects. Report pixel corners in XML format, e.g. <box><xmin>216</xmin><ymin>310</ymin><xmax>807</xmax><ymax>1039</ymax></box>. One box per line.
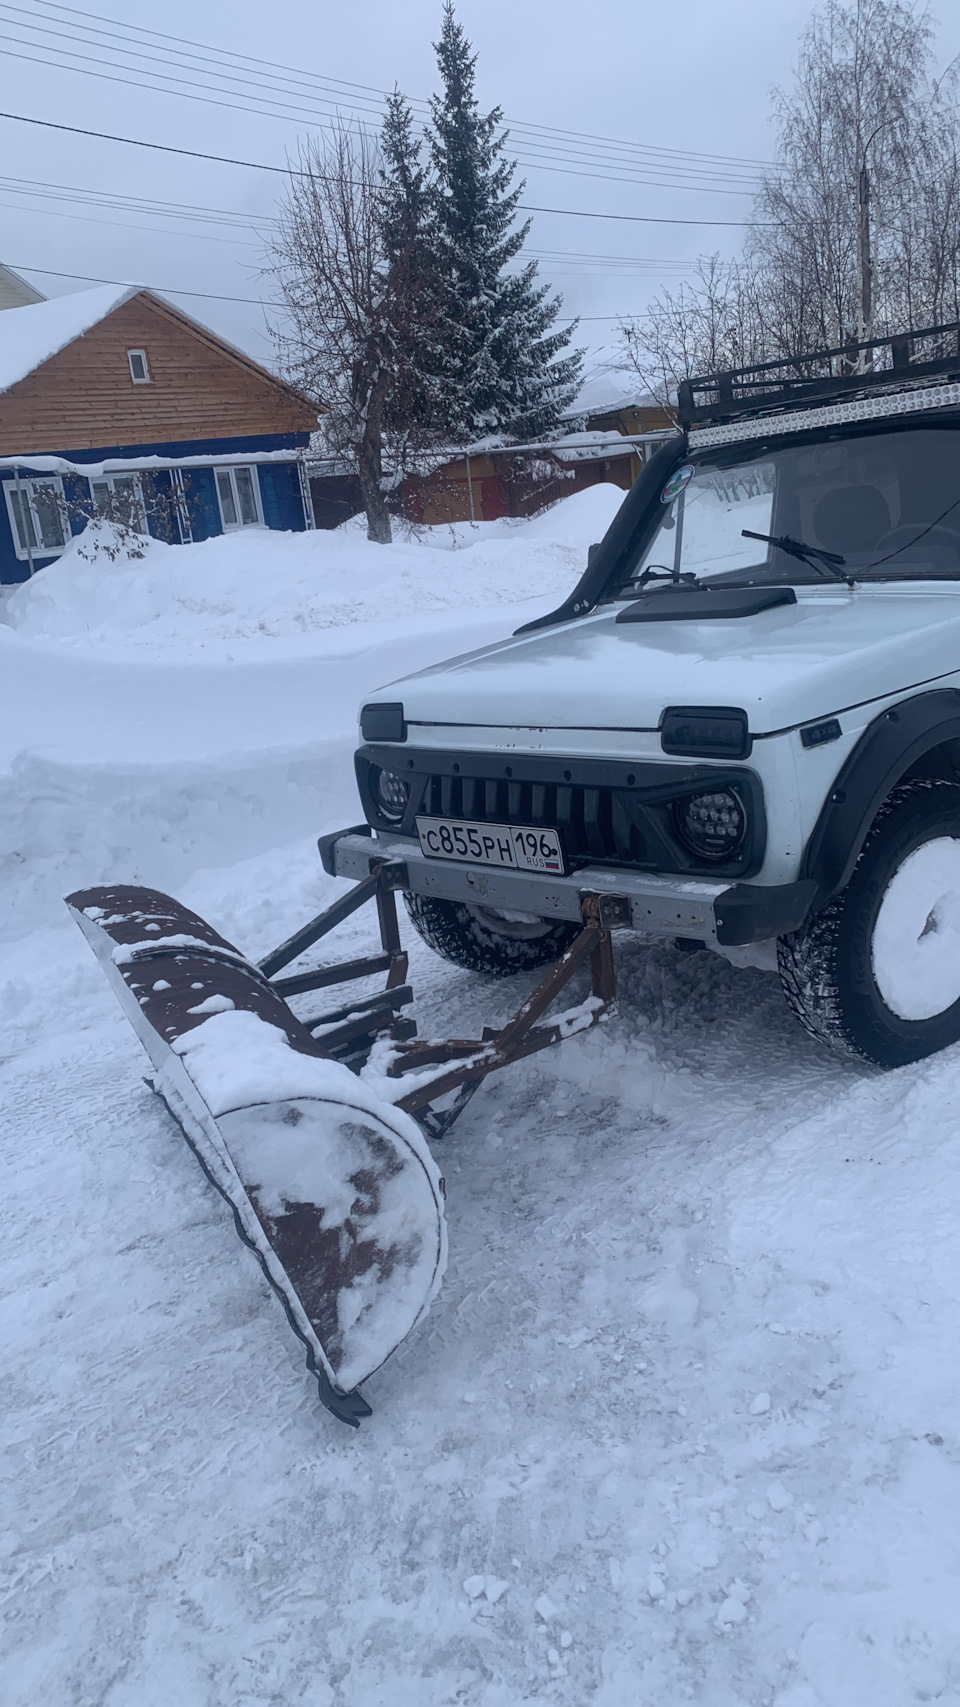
<box><xmin>403</xmin><ymin>892</ymin><xmax>580</xmax><ymax>976</ymax></box>
<box><xmin>778</xmin><ymin>778</ymin><xmax>960</xmax><ymax>1067</ymax></box>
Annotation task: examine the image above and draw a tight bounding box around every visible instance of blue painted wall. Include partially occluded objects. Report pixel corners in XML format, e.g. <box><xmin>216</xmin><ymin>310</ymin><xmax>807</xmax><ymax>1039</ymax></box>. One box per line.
<box><xmin>258</xmin><ymin>463</ymin><xmax>307</xmax><ymax>533</ymax></box>
<box><xmin>0</xmin><ymin>432</ymin><xmax>310</xmax><ymax>583</ymax></box>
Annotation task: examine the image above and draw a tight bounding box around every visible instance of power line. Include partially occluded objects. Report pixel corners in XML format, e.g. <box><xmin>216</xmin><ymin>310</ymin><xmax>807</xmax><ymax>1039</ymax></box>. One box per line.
<box><xmin>0</xmin><ymin>34</ymin><xmax>758</xmax><ymax>196</ymax></box>
<box><xmin>0</xmin><ymin>173</ymin><xmax>269</xmax><ymax>229</ymax></box>
<box><xmin>0</xmin><ymin>175</ymin><xmax>698</xmax><ymax>256</ymax></box>
<box><xmin>7</xmin><ymin>0</ymin><xmax>774</xmax><ymax>188</ymax></box>
<box><xmin>2</xmin><ymin>173</ymin><xmax>705</xmax><ymax>277</ymax></box>
<box><xmin>11</xmin><ymin>263</ymin><xmax>644</xmax><ymax>323</ymax></box>
<box><xmin>0</xmin><ymin>185</ymin><xmax>262</xmax><ymax>247</ymax></box>
<box><xmin>0</xmin><ymin>112</ymin><xmax>765</xmax><ymax>227</ymax></box>
<box><xmin>0</xmin><ymin>1</ymin><xmax>769</xmax><ymax>194</ymax></box>
<box><xmin>9</xmin><ymin>263</ymin><xmax>274</xmax><ymax>305</ymax></box>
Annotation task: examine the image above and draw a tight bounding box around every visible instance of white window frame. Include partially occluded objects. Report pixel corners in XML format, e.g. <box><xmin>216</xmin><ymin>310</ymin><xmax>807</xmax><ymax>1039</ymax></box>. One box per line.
<box><xmin>88</xmin><ymin>471</ymin><xmax>148</xmax><ymax>534</ymax></box>
<box><xmin>214</xmin><ymin>464</ymin><xmax>264</xmax><ymax>532</ymax></box>
<box><xmin>127</xmin><ymin>348</ymin><xmax>150</xmax><ymax>384</ymax></box>
<box><xmin>2</xmin><ymin>475</ymin><xmax>68</xmax><ymax>560</ymax></box>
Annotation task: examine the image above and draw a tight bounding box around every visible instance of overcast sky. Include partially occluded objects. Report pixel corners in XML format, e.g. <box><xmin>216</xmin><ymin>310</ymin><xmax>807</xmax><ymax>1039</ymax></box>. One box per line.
<box><xmin>3</xmin><ymin>0</ymin><xmax>959</xmax><ymax>374</ymax></box>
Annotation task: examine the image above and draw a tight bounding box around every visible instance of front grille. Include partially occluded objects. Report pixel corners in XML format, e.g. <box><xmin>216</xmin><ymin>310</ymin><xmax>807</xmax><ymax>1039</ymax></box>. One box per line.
<box><xmin>357</xmin><ymin>746</ymin><xmax>766</xmax><ymax>879</ymax></box>
<box><xmin>417</xmin><ymin>772</ymin><xmax>646</xmax><ymax>864</ymax></box>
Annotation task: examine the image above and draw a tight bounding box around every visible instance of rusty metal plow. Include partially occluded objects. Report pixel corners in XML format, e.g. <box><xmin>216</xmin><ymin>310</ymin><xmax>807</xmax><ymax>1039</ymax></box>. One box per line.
<box><xmin>66</xmin><ymin>863</ymin><xmax>625</xmax><ymax>1426</ymax></box>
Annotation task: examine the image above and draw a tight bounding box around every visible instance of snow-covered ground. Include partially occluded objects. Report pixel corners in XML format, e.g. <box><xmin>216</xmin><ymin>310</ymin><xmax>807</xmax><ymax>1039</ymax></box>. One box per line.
<box><xmin>3</xmin><ymin>487</ymin><xmax>960</xmax><ymax>1707</ymax></box>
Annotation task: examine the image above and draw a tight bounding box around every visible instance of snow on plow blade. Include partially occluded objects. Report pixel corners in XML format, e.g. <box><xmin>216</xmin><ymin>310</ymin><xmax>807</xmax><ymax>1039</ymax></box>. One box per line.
<box><xmin>66</xmin><ymin>885</ymin><xmax>446</xmax><ymax>1426</ymax></box>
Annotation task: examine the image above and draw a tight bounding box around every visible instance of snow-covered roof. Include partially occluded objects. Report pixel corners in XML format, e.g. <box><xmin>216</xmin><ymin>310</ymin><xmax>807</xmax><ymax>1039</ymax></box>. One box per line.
<box><xmin>565</xmin><ymin>344</ymin><xmax>661</xmax><ymax>421</ymax></box>
<box><xmin>0</xmin><ymin>283</ymin><xmax>139</xmax><ymax>396</ymax></box>
<box><xmin>551</xmin><ymin>428</ymin><xmax>658</xmax><ymax>463</ymax></box>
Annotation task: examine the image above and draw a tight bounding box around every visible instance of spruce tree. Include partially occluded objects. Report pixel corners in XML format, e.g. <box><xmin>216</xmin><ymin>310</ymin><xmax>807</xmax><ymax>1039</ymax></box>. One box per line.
<box><xmin>428</xmin><ymin>3</ymin><xmax>582</xmax><ymax>441</ymax></box>
<box><xmin>378</xmin><ymin>89</ymin><xmax>446</xmax><ymax>442</ymax></box>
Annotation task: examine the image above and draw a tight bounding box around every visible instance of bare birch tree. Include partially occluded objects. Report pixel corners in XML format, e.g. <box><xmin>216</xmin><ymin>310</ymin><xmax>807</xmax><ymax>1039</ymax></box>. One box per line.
<box><xmin>619</xmin><ymin>255</ymin><xmax>766</xmax><ymax>422</ymax></box>
<box><xmin>267</xmin><ymin>120</ymin><xmax>420</xmax><ymax>544</ymax></box>
<box><xmin>620</xmin><ymin>0</ymin><xmax>960</xmax><ymax>403</ymax></box>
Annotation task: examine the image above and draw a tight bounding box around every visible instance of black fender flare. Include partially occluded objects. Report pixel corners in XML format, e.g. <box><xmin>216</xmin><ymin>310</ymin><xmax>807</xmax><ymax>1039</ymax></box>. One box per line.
<box><xmin>801</xmin><ymin>687</ymin><xmax>960</xmax><ymax>906</ymax></box>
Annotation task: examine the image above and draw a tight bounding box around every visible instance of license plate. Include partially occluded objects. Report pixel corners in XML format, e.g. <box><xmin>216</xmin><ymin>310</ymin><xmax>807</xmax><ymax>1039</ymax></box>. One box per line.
<box><xmin>416</xmin><ymin>817</ymin><xmax>565</xmax><ymax>875</ymax></box>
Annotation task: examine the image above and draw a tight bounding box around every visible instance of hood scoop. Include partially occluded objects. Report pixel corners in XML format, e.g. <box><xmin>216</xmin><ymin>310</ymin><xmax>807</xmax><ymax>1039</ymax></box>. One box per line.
<box><xmin>616</xmin><ymin>585</ymin><xmax>797</xmax><ymax>623</ymax></box>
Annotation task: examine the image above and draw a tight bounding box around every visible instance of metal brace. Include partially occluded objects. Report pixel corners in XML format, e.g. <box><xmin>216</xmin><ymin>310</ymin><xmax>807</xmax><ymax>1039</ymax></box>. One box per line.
<box><xmin>257</xmin><ymin>862</ymin><xmax>629</xmax><ymax>1138</ymax></box>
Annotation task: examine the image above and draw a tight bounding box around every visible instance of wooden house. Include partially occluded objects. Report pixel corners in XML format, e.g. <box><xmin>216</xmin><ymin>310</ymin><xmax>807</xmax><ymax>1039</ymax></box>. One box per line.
<box><xmin>390</xmin><ymin>353</ymin><xmax>674</xmax><ymax>529</ymax></box>
<box><xmin>0</xmin><ymin>284</ymin><xmax>318</xmax><ymax>582</ymax></box>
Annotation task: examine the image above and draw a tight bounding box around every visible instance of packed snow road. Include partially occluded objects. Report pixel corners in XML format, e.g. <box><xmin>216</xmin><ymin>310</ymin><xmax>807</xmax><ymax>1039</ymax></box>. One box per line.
<box><xmin>3</xmin><ymin>496</ymin><xmax>960</xmax><ymax>1706</ymax></box>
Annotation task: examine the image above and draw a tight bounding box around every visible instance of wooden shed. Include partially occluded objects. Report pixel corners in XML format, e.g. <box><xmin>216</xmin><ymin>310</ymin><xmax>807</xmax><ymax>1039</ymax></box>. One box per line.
<box><xmin>0</xmin><ymin>284</ymin><xmax>318</xmax><ymax>582</ymax></box>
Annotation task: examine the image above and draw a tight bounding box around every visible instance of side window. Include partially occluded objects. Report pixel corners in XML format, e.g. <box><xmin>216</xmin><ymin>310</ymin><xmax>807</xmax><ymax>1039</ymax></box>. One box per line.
<box><xmin>215</xmin><ymin>466</ymin><xmax>262</xmax><ymax>530</ymax></box>
<box><xmin>128</xmin><ymin>349</ymin><xmax>150</xmax><ymax>384</ymax></box>
<box><xmin>3</xmin><ymin>477</ymin><xmax>67</xmax><ymax>559</ymax></box>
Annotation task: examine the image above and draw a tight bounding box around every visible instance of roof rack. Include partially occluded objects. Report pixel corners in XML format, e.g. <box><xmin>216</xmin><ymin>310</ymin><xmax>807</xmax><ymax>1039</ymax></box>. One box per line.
<box><xmin>678</xmin><ymin>321</ymin><xmax>960</xmax><ymax>429</ymax></box>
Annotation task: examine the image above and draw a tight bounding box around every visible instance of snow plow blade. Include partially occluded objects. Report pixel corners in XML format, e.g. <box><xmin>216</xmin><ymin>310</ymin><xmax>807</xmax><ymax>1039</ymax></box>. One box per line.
<box><xmin>65</xmin><ymin>885</ymin><xmax>446</xmax><ymax>1427</ymax></box>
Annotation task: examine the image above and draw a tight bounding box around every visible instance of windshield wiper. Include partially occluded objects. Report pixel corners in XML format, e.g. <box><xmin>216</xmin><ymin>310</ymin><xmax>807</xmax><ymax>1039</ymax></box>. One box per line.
<box><xmin>742</xmin><ymin>528</ymin><xmax>852</xmax><ymax>585</ymax></box>
<box><xmin>634</xmin><ymin>565</ymin><xmax>701</xmax><ymax>589</ymax></box>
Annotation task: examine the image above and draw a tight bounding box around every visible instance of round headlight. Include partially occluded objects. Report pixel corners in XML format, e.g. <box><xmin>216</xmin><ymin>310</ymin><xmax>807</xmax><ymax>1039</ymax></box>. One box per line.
<box><xmin>373</xmin><ymin>767</ymin><xmax>409</xmax><ymax>822</ymax></box>
<box><xmin>674</xmin><ymin>788</ymin><xmax>745</xmax><ymax>860</ymax></box>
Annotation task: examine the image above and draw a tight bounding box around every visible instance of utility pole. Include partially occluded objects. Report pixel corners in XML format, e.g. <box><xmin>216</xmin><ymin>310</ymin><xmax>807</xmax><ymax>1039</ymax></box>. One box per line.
<box><xmin>854</xmin><ymin>164</ymin><xmax>871</xmax><ymax>337</ymax></box>
<box><xmin>858</xmin><ymin>162</ymin><xmax>874</xmax><ymax>353</ymax></box>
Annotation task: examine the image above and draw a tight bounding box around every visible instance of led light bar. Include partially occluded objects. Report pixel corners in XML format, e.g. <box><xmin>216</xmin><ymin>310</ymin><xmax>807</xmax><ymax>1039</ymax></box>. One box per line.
<box><xmin>688</xmin><ymin>381</ymin><xmax>960</xmax><ymax>449</ymax></box>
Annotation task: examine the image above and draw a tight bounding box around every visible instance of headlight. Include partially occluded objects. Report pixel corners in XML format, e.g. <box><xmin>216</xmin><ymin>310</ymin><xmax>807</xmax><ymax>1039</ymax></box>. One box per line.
<box><xmin>373</xmin><ymin>767</ymin><xmax>409</xmax><ymax>822</ymax></box>
<box><xmin>673</xmin><ymin>789</ymin><xmax>745</xmax><ymax>860</ymax></box>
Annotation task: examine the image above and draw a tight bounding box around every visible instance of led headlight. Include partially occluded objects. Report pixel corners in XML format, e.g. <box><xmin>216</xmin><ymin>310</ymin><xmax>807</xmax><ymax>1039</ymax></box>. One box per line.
<box><xmin>373</xmin><ymin>767</ymin><xmax>409</xmax><ymax>823</ymax></box>
<box><xmin>674</xmin><ymin>789</ymin><xmax>745</xmax><ymax>860</ymax></box>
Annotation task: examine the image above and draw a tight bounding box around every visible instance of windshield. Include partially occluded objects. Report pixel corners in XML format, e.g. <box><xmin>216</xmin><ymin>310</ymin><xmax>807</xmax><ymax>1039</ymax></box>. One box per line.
<box><xmin>615</xmin><ymin>426</ymin><xmax>960</xmax><ymax>592</ymax></box>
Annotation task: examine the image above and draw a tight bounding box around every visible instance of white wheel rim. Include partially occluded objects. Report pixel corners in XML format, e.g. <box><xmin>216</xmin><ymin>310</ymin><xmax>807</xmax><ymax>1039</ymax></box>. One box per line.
<box><xmin>871</xmin><ymin>836</ymin><xmax>960</xmax><ymax>1021</ymax></box>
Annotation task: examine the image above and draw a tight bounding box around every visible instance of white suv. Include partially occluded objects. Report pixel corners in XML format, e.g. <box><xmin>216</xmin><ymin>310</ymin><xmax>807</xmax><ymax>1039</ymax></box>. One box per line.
<box><xmin>326</xmin><ymin>330</ymin><xmax>960</xmax><ymax>1070</ymax></box>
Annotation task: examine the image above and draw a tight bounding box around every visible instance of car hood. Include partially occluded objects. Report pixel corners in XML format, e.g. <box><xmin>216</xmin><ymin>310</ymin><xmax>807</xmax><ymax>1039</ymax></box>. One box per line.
<box><xmin>371</xmin><ymin>584</ymin><xmax>960</xmax><ymax>737</ymax></box>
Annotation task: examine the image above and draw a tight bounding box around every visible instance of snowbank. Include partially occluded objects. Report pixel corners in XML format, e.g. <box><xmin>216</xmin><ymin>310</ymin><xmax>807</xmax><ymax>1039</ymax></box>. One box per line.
<box><xmin>4</xmin><ymin>483</ymin><xmax>622</xmax><ymax>654</ymax></box>
<box><xmin>0</xmin><ymin>486</ymin><xmax>621</xmax><ymax>932</ymax></box>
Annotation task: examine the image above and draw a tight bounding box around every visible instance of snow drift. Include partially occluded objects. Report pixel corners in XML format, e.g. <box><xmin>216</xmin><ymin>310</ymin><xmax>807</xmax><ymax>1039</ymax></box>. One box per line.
<box><xmin>4</xmin><ymin>483</ymin><xmax>622</xmax><ymax>654</ymax></box>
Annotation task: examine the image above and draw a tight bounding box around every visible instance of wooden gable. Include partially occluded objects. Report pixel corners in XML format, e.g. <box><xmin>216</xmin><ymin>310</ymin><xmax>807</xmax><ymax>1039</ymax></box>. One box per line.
<box><xmin>0</xmin><ymin>291</ymin><xmax>317</xmax><ymax>456</ymax></box>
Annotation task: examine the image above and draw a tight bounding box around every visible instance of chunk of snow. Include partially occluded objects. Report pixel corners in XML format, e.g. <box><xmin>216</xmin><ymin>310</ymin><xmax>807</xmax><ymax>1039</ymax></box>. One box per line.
<box><xmin>716</xmin><ymin>1597</ymin><xmax>748</xmax><ymax>1627</ymax></box>
<box><xmin>186</xmin><ymin>993</ymin><xmax>235</xmax><ymax>1015</ymax></box>
<box><xmin>767</xmin><ymin>1483</ymin><xmax>794</xmax><ymax>1512</ymax></box>
<box><xmin>463</xmin><ymin>1575</ymin><xmax>485</xmax><ymax>1599</ymax></box>
<box><xmin>749</xmin><ymin>1392</ymin><xmax>771</xmax><ymax>1415</ymax></box>
<box><xmin>647</xmin><ymin>1573</ymin><xmax>666</xmax><ymax>1599</ymax></box>
<box><xmin>535</xmin><ymin>1594</ymin><xmax>560</xmax><ymax>1622</ymax></box>
<box><xmin>484</xmin><ymin>1578</ymin><xmax>509</xmax><ymax>1604</ymax></box>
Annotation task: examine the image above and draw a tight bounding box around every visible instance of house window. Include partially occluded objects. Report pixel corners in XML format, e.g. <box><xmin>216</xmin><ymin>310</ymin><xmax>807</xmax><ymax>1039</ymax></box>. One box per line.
<box><xmin>2</xmin><ymin>476</ymin><xmax>67</xmax><ymax>559</ymax></box>
<box><xmin>128</xmin><ymin>349</ymin><xmax>150</xmax><ymax>384</ymax></box>
<box><xmin>89</xmin><ymin>473</ymin><xmax>147</xmax><ymax>534</ymax></box>
<box><xmin>215</xmin><ymin>466</ymin><xmax>262</xmax><ymax>530</ymax></box>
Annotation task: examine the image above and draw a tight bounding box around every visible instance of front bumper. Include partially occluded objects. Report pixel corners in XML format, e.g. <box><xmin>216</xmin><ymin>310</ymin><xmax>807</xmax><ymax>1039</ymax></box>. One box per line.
<box><xmin>320</xmin><ymin>828</ymin><xmax>817</xmax><ymax>948</ymax></box>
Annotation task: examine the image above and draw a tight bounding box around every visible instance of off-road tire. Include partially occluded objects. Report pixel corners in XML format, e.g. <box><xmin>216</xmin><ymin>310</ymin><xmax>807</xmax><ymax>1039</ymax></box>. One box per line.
<box><xmin>403</xmin><ymin>892</ymin><xmax>580</xmax><ymax>977</ymax></box>
<box><xmin>778</xmin><ymin>778</ymin><xmax>960</xmax><ymax>1068</ymax></box>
